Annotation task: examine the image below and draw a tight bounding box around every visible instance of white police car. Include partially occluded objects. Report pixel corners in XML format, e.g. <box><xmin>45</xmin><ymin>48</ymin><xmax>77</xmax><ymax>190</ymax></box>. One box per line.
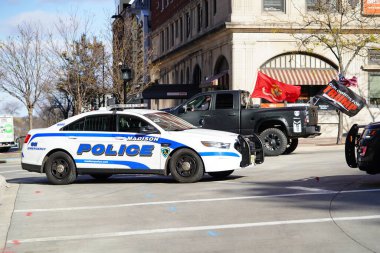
<box><xmin>21</xmin><ymin>107</ymin><xmax>264</xmax><ymax>184</ymax></box>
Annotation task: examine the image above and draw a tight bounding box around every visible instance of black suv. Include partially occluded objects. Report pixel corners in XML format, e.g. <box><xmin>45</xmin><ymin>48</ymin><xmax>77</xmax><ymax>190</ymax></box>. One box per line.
<box><xmin>345</xmin><ymin>122</ymin><xmax>380</xmax><ymax>175</ymax></box>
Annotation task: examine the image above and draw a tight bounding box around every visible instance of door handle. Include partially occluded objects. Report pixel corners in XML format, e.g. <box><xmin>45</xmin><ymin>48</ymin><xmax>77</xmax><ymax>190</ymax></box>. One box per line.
<box><xmin>228</xmin><ymin>113</ymin><xmax>237</xmax><ymax>116</ymax></box>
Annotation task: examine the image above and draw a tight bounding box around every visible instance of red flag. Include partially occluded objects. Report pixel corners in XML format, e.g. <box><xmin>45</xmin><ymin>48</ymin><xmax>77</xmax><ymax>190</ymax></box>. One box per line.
<box><xmin>251</xmin><ymin>71</ymin><xmax>301</xmax><ymax>103</ymax></box>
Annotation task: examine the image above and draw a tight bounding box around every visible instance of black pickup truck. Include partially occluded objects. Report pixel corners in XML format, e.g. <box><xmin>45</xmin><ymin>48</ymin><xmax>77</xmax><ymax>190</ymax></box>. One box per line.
<box><xmin>164</xmin><ymin>90</ymin><xmax>321</xmax><ymax>156</ymax></box>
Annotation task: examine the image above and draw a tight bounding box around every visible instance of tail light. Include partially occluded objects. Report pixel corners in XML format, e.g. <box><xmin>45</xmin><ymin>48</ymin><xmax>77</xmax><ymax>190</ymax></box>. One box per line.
<box><xmin>24</xmin><ymin>134</ymin><xmax>31</xmax><ymax>144</ymax></box>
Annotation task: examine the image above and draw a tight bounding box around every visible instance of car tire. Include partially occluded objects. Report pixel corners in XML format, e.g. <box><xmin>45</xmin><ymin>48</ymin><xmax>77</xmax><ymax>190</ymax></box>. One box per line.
<box><xmin>90</xmin><ymin>174</ymin><xmax>112</xmax><ymax>180</ymax></box>
<box><xmin>208</xmin><ymin>170</ymin><xmax>234</xmax><ymax>179</ymax></box>
<box><xmin>260</xmin><ymin>128</ymin><xmax>287</xmax><ymax>156</ymax></box>
<box><xmin>45</xmin><ymin>151</ymin><xmax>77</xmax><ymax>185</ymax></box>
<box><xmin>169</xmin><ymin>148</ymin><xmax>204</xmax><ymax>183</ymax></box>
<box><xmin>283</xmin><ymin>138</ymin><xmax>299</xmax><ymax>155</ymax></box>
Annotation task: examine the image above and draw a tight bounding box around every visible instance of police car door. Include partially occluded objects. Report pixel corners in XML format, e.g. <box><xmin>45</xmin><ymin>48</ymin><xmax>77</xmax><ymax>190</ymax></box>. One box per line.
<box><xmin>117</xmin><ymin>114</ymin><xmax>161</xmax><ymax>171</ymax></box>
<box><xmin>73</xmin><ymin>114</ymin><xmax>117</xmax><ymax>171</ymax></box>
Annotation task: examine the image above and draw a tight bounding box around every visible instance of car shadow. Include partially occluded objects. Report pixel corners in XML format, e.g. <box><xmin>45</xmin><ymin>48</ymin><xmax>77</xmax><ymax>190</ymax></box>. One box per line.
<box><xmin>6</xmin><ymin>174</ymin><xmax>245</xmax><ymax>185</ymax></box>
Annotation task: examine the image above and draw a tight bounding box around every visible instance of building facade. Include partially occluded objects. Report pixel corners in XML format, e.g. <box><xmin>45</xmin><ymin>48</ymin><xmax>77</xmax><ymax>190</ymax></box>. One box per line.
<box><xmin>149</xmin><ymin>0</ymin><xmax>380</xmax><ymax>136</ymax></box>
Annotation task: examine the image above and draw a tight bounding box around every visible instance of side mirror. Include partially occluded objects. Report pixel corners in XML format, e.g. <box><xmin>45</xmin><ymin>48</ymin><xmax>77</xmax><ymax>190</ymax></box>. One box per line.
<box><xmin>140</xmin><ymin>125</ymin><xmax>159</xmax><ymax>134</ymax></box>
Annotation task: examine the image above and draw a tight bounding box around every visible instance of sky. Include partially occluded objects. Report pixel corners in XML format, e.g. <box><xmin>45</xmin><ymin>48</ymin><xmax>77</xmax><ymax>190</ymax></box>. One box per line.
<box><xmin>0</xmin><ymin>0</ymin><xmax>117</xmax><ymax>116</ymax></box>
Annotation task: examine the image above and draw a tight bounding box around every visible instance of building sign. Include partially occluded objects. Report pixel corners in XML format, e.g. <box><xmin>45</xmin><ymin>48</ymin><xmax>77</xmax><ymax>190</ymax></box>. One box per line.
<box><xmin>362</xmin><ymin>0</ymin><xmax>380</xmax><ymax>16</ymax></box>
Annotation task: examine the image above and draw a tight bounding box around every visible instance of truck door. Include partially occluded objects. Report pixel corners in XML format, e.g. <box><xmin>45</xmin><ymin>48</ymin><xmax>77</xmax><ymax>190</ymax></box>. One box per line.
<box><xmin>202</xmin><ymin>93</ymin><xmax>239</xmax><ymax>133</ymax></box>
<box><xmin>177</xmin><ymin>94</ymin><xmax>213</xmax><ymax>127</ymax></box>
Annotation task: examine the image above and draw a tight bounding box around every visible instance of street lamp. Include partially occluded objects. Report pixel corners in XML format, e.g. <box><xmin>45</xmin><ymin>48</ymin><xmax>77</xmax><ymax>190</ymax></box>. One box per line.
<box><xmin>121</xmin><ymin>65</ymin><xmax>132</xmax><ymax>103</ymax></box>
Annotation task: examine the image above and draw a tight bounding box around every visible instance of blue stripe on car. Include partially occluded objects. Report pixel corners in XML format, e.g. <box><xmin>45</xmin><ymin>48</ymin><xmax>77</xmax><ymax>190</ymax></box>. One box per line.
<box><xmin>199</xmin><ymin>152</ymin><xmax>240</xmax><ymax>157</ymax></box>
<box><xmin>75</xmin><ymin>159</ymin><xmax>150</xmax><ymax>170</ymax></box>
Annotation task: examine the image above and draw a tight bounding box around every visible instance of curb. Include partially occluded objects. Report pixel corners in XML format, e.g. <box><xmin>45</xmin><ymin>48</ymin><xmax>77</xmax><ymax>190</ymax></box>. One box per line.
<box><xmin>0</xmin><ymin>175</ymin><xmax>9</xmax><ymax>201</ymax></box>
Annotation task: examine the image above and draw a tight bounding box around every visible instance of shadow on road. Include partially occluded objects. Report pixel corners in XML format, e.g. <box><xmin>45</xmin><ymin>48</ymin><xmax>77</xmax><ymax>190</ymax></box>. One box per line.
<box><xmin>6</xmin><ymin>174</ymin><xmax>245</xmax><ymax>185</ymax></box>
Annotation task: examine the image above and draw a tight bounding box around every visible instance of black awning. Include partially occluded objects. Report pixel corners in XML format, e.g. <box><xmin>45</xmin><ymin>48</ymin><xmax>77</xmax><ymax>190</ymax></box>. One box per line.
<box><xmin>142</xmin><ymin>84</ymin><xmax>201</xmax><ymax>99</ymax></box>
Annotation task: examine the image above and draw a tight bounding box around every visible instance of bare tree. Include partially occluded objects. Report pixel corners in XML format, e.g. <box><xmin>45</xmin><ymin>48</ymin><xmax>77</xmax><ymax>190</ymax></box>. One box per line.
<box><xmin>290</xmin><ymin>0</ymin><xmax>380</xmax><ymax>143</ymax></box>
<box><xmin>0</xmin><ymin>23</ymin><xmax>51</xmax><ymax>130</ymax></box>
<box><xmin>0</xmin><ymin>101</ymin><xmax>22</xmax><ymax>116</ymax></box>
<box><xmin>48</xmin><ymin>13</ymin><xmax>108</xmax><ymax>115</ymax></box>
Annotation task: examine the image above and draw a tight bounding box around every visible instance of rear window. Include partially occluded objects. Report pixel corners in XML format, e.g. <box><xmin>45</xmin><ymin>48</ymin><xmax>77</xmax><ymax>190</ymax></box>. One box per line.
<box><xmin>215</xmin><ymin>93</ymin><xmax>234</xmax><ymax>109</ymax></box>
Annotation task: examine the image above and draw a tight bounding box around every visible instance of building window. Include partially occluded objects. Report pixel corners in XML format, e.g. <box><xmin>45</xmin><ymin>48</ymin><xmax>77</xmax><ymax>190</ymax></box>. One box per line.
<box><xmin>369</xmin><ymin>49</ymin><xmax>380</xmax><ymax>65</ymax></box>
<box><xmin>263</xmin><ymin>0</ymin><xmax>285</xmax><ymax>12</ymax></box>
<box><xmin>186</xmin><ymin>12</ymin><xmax>191</xmax><ymax>38</ymax></box>
<box><xmin>204</xmin><ymin>0</ymin><xmax>209</xmax><ymax>28</ymax></box>
<box><xmin>197</xmin><ymin>4</ymin><xmax>202</xmax><ymax>32</ymax></box>
<box><xmin>369</xmin><ymin>73</ymin><xmax>380</xmax><ymax>106</ymax></box>
<box><xmin>213</xmin><ymin>0</ymin><xmax>217</xmax><ymax>15</ymax></box>
<box><xmin>170</xmin><ymin>23</ymin><xmax>174</xmax><ymax>47</ymax></box>
<box><xmin>160</xmin><ymin>31</ymin><xmax>164</xmax><ymax>53</ymax></box>
<box><xmin>180</xmin><ymin>17</ymin><xmax>183</xmax><ymax>41</ymax></box>
<box><xmin>175</xmin><ymin>20</ymin><xmax>179</xmax><ymax>38</ymax></box>
<box><xmin>306</xmin><ymin>0</ymin><xmax>355</xmax><ymax>12</ymax></box>
<box><xmin>165</xmin><ymin>27</ymin><xmax>169</xmax><ymax>51</ymax></box>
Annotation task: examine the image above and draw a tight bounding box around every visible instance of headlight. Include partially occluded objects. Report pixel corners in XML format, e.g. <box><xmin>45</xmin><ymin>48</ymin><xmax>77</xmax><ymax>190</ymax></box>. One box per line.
<box><xmin>201</xmin><ymin>141</ymin><xmax>230</xmax><ymax>149</ymax></box>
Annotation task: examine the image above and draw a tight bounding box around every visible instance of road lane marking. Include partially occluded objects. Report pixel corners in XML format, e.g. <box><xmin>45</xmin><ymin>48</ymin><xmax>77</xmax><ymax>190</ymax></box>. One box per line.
<box><xmin>287</xmin><ymin>186</ymin><xmax>328</xmax><ymax>192</ymax></box>
<box><xmin>7</xmin><ymin>214</ymin><xmax>380</xmax><ymax>244</ymax></box>
<box><xmin>14</xmin><ymin>188</ymin><xmax>380</xmax><ymax>213</ymax></box>
<box><xmin>0</xmin><ymin>170</ymin><xmax>24</xmax><ymax>174</ymax></box>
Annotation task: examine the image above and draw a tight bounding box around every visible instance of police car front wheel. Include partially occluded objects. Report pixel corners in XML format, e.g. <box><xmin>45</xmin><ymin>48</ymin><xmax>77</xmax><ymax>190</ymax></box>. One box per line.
<box><xmin>45</xmin><ymin>151</ymin><xmax>77</xmax><ymax>185</ymax></box>
<box><xmin>169</xmin><ymin>149</ymin><xmax>204</xmax><ymax>183</ymax></box>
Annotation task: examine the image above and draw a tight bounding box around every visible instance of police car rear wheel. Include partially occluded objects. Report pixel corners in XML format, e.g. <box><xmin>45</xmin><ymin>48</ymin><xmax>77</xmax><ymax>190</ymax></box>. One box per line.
<box><xmin>169</xmin><ymin>149</ymin><xmax>204</xmax><ymax>183</ymax></box>
<box><xmin>208</xmin><ymin>170</ymin><xmax>234</xmax><ymax>178</ymax></box>
<box><xmin>45</xmin><ymin>151</ymin><xmax>77</xmax><ymax>185</ymax></box>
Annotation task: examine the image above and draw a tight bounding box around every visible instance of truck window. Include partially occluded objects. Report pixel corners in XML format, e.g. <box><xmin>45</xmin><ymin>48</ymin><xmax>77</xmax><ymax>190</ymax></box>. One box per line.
<box><xmin>215</xmin><ymin>93</ymin><xmax>234</xmax><ymax>109</ymax></box>
<box><xmin>187</xmin><ymin>95</ymin><xmax>211</xmax><ymax>111</ymax></box>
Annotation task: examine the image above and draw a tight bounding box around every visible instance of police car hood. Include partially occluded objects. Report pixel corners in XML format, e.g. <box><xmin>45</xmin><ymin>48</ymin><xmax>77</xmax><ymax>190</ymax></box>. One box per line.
<box><xmin>171</xmin><ymin>128</ymin><xmax>238</xmax><ymax>139</ymax></box>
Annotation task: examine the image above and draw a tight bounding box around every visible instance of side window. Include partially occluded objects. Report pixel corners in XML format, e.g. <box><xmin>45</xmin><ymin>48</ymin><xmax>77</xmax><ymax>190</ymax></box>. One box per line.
<box><xmin>61</xmin><ymin>118</ymin><xmax>85</xmax><ymax>131</ymax></box>
<box><xmin>215</xmin><ymin>93</ymin><xmax>234</xmax><ymax>109</ymax></box>
<box><xmin>118</xmin><ymin>115</ymin><xmax>150</xmax><ymax>133</ymax></box>
<box><xmin>187</xmin><ymin>95</ymin><xmax>211</xmax><ymax>111</ymax></box>
<box><xmin>84</xmin><ymin>115</ymin><xmax>114</xmax><ymax>132</ymax></box>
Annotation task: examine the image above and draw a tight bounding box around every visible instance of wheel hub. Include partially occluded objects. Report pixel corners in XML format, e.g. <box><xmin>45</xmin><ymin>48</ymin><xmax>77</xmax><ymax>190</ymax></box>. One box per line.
<box><xmin>56</xmin><ymin>164</ymin><xmax>65</xmax><ymax>173</ymax></box>
<box><xmin>181</xmin><ymin>161</ymin><xmax>191</xmax><ymax>171</ymax></box>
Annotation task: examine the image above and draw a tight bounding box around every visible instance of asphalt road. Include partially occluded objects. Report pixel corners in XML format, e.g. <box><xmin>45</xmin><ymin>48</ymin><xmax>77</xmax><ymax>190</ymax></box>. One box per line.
<box><xmin>1</xmin><ymin>145</ymin><xmax>380</xmax><ymax>253</ymax></box>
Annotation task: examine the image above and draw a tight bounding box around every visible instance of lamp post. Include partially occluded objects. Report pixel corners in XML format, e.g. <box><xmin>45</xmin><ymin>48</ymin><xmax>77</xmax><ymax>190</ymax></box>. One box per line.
<box><xmin>121</xmin><ymin>65</ymin><xmax>132</xmax><ymax>103</ymax></box>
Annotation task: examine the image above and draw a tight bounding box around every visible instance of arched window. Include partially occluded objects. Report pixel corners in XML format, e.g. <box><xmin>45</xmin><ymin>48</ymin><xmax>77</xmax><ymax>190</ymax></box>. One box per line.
<box><xmin>193</xmin><ymin>65</ymin><xmax>202</xmax><ymax>85</ymax></box>
<box><xmin>214</xmin><ymin>55</ymin><xmax>229</xmax><ymax>90</ymax></box>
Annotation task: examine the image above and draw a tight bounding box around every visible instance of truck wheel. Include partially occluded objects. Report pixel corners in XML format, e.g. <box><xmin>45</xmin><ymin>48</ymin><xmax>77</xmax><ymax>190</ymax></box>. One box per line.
<box><xmin>45</xmin><ymin>151</ymin><xmax>77</xmax><ymax>185</ymax></box>
<box><xmin>208</xmin><ymin>170</ymin><xmax>234</xmax><ymax>179</ymax></box>
<box><xmin>283</xmin><ymin>138</ymin><xmax>299</xmax><ymax>155</ymax></box>
<box><xmin>260</xmin><ymin>128</ymin><xmax>287</xmax><ymax>156</ymax></box>
<box><xmin>169</xmin><ymin>149</ymin><xmax>204</xmax><ymax>183</ymax></box>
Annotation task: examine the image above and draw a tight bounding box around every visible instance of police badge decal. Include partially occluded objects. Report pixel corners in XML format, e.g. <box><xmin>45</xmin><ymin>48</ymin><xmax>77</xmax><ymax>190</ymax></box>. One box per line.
<box><xmin>161</xmin><ymin>147</ymin><xmax>170</xmax><ymax>158</ymax></box>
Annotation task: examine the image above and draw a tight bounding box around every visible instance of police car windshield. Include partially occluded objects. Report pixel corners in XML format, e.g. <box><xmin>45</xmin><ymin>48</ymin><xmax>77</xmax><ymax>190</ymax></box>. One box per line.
<box><xmin>144</xmin><ymin>112</ymin><xmax>196</xmax><ymax>131</ymax></box>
